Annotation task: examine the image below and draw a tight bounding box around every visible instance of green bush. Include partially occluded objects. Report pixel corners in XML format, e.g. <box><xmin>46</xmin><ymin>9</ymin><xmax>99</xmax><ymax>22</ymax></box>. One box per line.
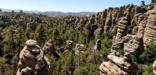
<box><xmin>139</xmin><ymin>42</ymin><xmax>156</xmax><ymax>64</ymax></box>
<box><xmin>143</xmin><ymin>64</ymin><xmax>153</xmax><ymax>75</ymax></box>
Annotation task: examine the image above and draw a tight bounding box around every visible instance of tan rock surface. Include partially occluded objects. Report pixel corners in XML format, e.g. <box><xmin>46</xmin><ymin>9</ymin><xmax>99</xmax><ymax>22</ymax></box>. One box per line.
<box><xmin>17</xmin><ymin>40</ymin><xmax>50</xmax><ymax>75</ymax></box>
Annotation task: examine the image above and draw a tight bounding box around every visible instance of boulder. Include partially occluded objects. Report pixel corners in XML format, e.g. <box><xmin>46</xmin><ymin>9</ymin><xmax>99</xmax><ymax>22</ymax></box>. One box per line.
<box><xmin>153</xmin><ymin>60</ymin><xmax>156</xmax><ymax>75</ymax></box>
<box><xmin>64</xmin><ymin>40</ymin><xmax>74</xmax><ymax>51</ymax></box>
<box><xmin>17</xmin><ymin>40</ymin><xmax>50</xmax><ymax>75</ymax></box>
<box><xmin>74</xmin><ymin>44</ymin><xmax>85</xmax><ymax>56</ymax></box>
<box><xmin>42</xmin><ymin>39</ymin><xmax>55</xmax><ymax>55</ymax></box>
<box><xmin>43</xmin><ymin>39</ymin><xmax>60</xmax><ymax>59</ymax></box>
<box><xmin>99</xmin><ymin>61</ymin><xmax>128</xmax><ymax>75</ymax></box>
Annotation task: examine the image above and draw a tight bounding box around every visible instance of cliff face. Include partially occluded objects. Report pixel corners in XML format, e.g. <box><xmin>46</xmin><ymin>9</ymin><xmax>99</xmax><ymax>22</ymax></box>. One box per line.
<box><xmin>144</xmin><ymin>6</ymin><xmax>156</xmax><ymax>45</ymax></box>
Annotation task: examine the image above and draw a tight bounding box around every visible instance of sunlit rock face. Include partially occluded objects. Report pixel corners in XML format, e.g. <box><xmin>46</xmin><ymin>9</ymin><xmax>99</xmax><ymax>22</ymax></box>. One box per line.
<box><xmin>94</xmin><ymin>28</ymin><xmax>103</xmax><ymax>39</ymax></box>
<box><xmin>104</xmin><ymin>13</ymin><xmax>112</xmax><ymax>33</ymax></box>
<box><xmin>137</xmin><ymin>15</ymin><xmax>147</xmax><ymax>38</ymax></box>
<box><xmin>100</xmin><ymin>34</ymin><xmax>143</xmax><ymax>75</ymax></box>
<box><xmin>113</xmin><ymin>15</ymin><xmax>129</xmax><ymax>44</ymax></box>
<box><xmin>65</xmin><ymin>40</ymin><xmax>74</xmax><ymax>51</ymax></box>
<box><xmin>153</xmin><ymin>60</ymin><xmax>156</xmax><ymax>75</ymax></box>
<box><xmin>74</xmin><ymin>44</ymin><xmax>85</xmax><ymax>56</ymax></box>
<box><xmin>99</xmin><ymin>3</ymin><xmax>156</xmax><ymax>75</ymax></box>
<box><xmin>17</xmin><ymin>40</ymin><xmax>49</xmax><ymax>75</ymax></box>
<box><xmin>144</xmin><ymin>6</ymin><xmax>156</xmax><ymax>45</ymax></box>
<box><xmin>42</xmin><ymin>39</ymin><xmax>55</xmax><ymax>55</ymax></box>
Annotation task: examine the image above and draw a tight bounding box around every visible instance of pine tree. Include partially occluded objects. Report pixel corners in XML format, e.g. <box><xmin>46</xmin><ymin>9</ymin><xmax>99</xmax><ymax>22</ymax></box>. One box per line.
<box><xmin>34</xmin><ymin>24</ymin><xmax>46</xmax><ymax>46</ymax></box>
<box><xmin>3</xmin><ymin>26</ymin><xmax>15</xmax><ymax>54</ymax></box>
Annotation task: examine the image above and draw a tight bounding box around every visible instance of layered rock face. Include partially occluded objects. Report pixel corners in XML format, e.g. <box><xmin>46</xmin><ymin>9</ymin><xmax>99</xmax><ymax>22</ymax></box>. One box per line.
<box><xmin>104</xmin><ymin>13</ymin><xmax>112</xmax><ymax>33</ymax></box>
<box><xmin>17</xmin><ymin>40</ymin><xmax>50</xmax><ymax>75</ymax></box>
<box><xmin>113</xmin><ymin>15</ymin><xmax>129</xmax><ymax>44</ymax></box>
<box><xmin>144</xmin><ymin>6</ymin><xmax>156</xmax><ymax>45</ymax></box>
<box><xmin>99</xmin><ymin>34</ymin><xmax>143</xmax><ymax>75</ymax></box>
<box><xmin>99</xmin><ymin>4</ymin><xmax>156</xmax><ymax>75</ymax></box>
<box><xmin>137</xmin><ymin>15</ymin><xmax>147</xmax><ymax>38</ymax></box>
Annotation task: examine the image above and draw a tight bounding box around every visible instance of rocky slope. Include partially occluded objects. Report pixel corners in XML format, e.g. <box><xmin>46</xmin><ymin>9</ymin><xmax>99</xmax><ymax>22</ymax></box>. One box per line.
<box><xmin>98</xmin><ymin>1</ymin><xmax>156</xmax><ymax>75</ymax></box>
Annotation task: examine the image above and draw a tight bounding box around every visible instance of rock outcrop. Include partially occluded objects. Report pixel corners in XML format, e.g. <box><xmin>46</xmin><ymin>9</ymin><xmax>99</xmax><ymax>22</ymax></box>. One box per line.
<box><xmin>144</xmin><ymin>5</ymin><xmax>156</xmax><ymax>45</ymax></box>
<box><xmin>88</xmin><ymin>39</ymin><xmax>102</xmax><ymax>63</ymax></box>
<box><xmin>43</xmin><ymin>39</ymin><xmax>60</xmax><ymax>59</ymax></box>
<box><xmin>74</xmin><ymin>44</ymin><xmax>85</xmax><ymax>56</ymax></box>
<box><xmin>137</xmin><ymin>15</ymin><xmax>147</xmax><ymax>38</ymax></box>
<box><xmin>99</xmin><ymin>34</ymin><xmax>143</xmax><ymax>75</ymax></box>
<box><xmin>94</xmin><ymin>28</ymin><xmax>103</xmax><ymax>39</ymax></box>
<box><xmin>17</xmin><ymin>40</ymin><xmax>50</xmax><ymax>75</ymax></box>
<box><xmin>64</xmin><ymin>40</ymin><xmax>74</xmax><ymax>51</ymax></box>
<box><xmin>113</xmin><ymin>15</ymin><xmax>129</xmax><ymax>44</ymax></box>
<box><xmin>98</xmin><ymin>2</ymin><xmax>156</xmax><ymax>75</ymax></box>
<box><xmin>104</xmin><ymin>13</ymin><xmax>112</xmax><ymax>33</ymax></box>
<box><xmin>43</xmin><ymin>39</ymin><xmax>55</xmax><ymax>55</ymax></box>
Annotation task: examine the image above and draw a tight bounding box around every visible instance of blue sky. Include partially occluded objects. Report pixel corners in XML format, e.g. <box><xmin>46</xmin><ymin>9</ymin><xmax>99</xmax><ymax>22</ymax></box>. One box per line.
<box><xmin>0</xmin><ymin>0</ymin><xmax>151</xmax><ymax>12</ymax></box>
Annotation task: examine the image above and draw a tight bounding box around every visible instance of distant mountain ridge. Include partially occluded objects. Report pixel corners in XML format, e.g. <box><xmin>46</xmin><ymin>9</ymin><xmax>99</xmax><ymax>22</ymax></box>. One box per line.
<box><xmin>0</xmin><ymin>8</ymin><xmax>95</xmax><ymax>17</ymax></box>
<box><xmin>41</xmin><ymin>11</ymin><xmax>95</xmax><ymax>17</ymax></box>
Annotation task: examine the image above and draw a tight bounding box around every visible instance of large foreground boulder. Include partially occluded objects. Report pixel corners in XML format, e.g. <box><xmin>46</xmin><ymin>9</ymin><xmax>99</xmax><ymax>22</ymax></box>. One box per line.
<box><xmin>17</xmin><ymin>40</ymin><xmax>50</xmax><ymax>75</ymax></box>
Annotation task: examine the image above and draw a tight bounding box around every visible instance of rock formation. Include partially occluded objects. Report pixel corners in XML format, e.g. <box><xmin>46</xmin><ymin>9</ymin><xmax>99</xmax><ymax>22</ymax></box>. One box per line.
<box><xmin>113</xmin><ymin>15</ymin><xmax>129</xmax><ymax>44</ymax></box>
<box><xmin>0</xmin><ymin>1</ymin><xmax>155</xmax><ymax>75</ymax></box>
<box><xmin>137</xmin><ymin>14</ymin><xmax>147</xmax><ymax>38</ymax></box>
<box><xmin>99</xmin><ymin>34</ymin><xmax>143</xmax><ymax>75</ymax></box>
<box><xmin>144</xmin><ymin>5</ymin><xmax>156</xmax><ymax>45</ymax></box>
<box><xmin>98</xmin><ymin>2</ymin><xmax>156</xmax><ymax>75</ymax></box>
<box><xmin>88</xmin><ymin>39</ymin><xmax>102</xmax><ymax>63</ymax></box>
<box><xmin>74</xmin><ymin>44</ymin><xmax>85</xmax><ymax>56</ymax></box>
<box><xmin>153</xmin><ymin>60</ymin><xmax>156</xmax><ymax>75</ymax></box>
<box><xmin>17</xmin><ymin>40</ymin><xmax>50</xmax><ymax>75</ymax></box>
<box><xmin>64</xmin><ymin>40</ymin><xmax>74</xmax><ymax>51</ymax></box>
<box><xmin>104</xmin><ymin>13</ymin><xmax>112</xmax><ymax>33</ymax></box>
<box><xmin>42</xmin><ymin>39</ymin><xmax>55</xmax><ymax>55</ymax></box>
<box><xmin>94</xmin><ymin>28</ymin><xmax>103</xmax><ymax>39</ymax></box>
<box><xmin>43</xmin><ymin>39</ymin><xmax>60</xmax><ymax>59</ymax></box>
<box><xmin>74</xmin><ymin>44</ymin><xmax>85</xmax><ymax>68</ymax></box>
<box><xmin>93</xmin><ymin>39</ymin><xmax>101</xmax><ymax>51</ymax></box>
